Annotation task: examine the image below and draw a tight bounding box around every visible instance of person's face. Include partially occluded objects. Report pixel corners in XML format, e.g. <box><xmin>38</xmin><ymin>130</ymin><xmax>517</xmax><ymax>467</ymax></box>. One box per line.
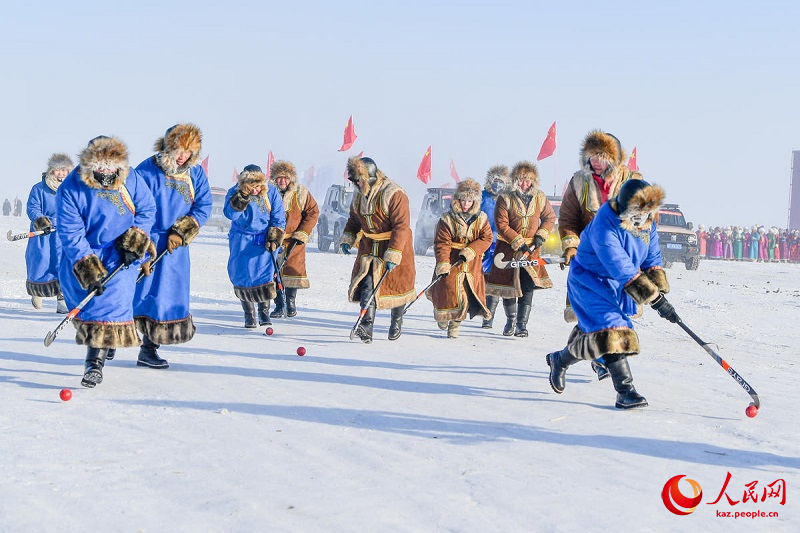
<box><xmin>459</xmin><ymin>198</ymin><xmax>474</xmax><ymax>212</ymax></box>
<box><xmin>275</xmin><ymin>176</ymin><xmax>291</xmax><ymax>191</ymax></box>
<box><xmin>175</xmin><ymin>150</ymin><xmax>192</xmax><ymax>166</ymax></box>
<box><xmin>518</xmin><ymin>178</ymin><xmax>533</xmax><ymax>193</ymax></box>
<box><xmin>251</xmin><ymin>184</ymin><xmax>263</xmax><ymax>196</ymax></box>
<box><xmin>629</xmin><ymin>213</ymin><xmax>647</xmax><ymax>228</ymax></box>
<box><xmin>589</xmin><ymin>157</ymin><xmax>608</xmax><ymax>175</ymax></box>
<box><xmin>52</xmin><ymin>168</ymin><xmax>69</xmax><ymax>181</ymax></box>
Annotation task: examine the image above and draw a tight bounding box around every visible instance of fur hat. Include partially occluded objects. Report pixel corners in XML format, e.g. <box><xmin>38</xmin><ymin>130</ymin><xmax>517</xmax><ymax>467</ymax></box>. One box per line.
<box><xmin>509</xmin><ymin>161</ymin><xmax>539</xmax><ymax>190</ymax></box>
<box><xmin>78</xmin><ymin>136</ymin><xmax>130</xmax><ymax>189</ymax></box>
<box><xmin>238</xmin><ymin>164</ymin><xmax>267</xmax><ymax>190</ymax></box>
<box><xmin>347</xmin><ymin>156</ymin><xmax>385</xmax><ymax>197</ymax></box>
<box><xmin>580</xmin><ymin>130</ymin><xmax>625</xmax><ymax>169</ymax></box>
<box><xmin>611</xmin><ymin>179</ymin><xmax>665</xmax><ymax>232</ymax></box>
<box><xmin>46</xmin><ymin>153</ymin><xmax>73</xmax><ymax>174</ymax></box>
<box><xmin>269</xmin><ymin>160</ymin><xmax>297</xmax><ymax>186</ymax></box>
<box><xmin>453</xmin><ymin>178</ymin><xmax>482</xmax><ymax>204</ymax></box>
<box><xmin>484</xmin><ymin>165</ymin><xmax>509</xmax><ymax>189</ymax></box>
<box><xmin>153</xmin><ymin>123</ymin><xmax>202</xmax><ymax>174</ymax></box>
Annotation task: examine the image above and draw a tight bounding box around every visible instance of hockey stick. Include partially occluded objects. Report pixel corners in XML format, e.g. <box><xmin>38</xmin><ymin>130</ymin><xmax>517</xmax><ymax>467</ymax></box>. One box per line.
<box><xmin>402</xmin><ymin>259</ymin><xmax>464</xmax><ymax>315</ymax></box>
<box><xmin>7</xmin><ymin>227</ymin><xmax>55</xmax><ymax>241</ymax></box>
<box><xmin>44</xmin><ymin>262</ymin><xmax>128</xmax><ymax>347</ymax></box>
<box><xmin>136</xmin><ymin>248</ymin><xmax>170</xmax><ymax>283</ymax></box>
<box><xmin>493</xmin><ymin>251</ymin><xmax>564</xmax><ymax>269</ymax></box>
<box><xmin>270</xmin><ymin>251</ymin><xmax>288</xmax><ymax>318</ymax></box>
<box><xmin>349</xmin><ymin>267</ymin><xmax>391</xmax><ymax>340</ymax></box>
<box><xmin>675</xmin><ymin>319</ymin><xmax>761</xmax><ymax>410</ymax></box>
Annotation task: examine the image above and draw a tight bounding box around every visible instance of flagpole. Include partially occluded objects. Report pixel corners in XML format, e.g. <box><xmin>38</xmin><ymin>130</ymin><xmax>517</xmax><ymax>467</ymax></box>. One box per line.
<box><xmin>554</xmin><ymin>150</ymin><xmax>558</xmax><ymax>196</ymax></box>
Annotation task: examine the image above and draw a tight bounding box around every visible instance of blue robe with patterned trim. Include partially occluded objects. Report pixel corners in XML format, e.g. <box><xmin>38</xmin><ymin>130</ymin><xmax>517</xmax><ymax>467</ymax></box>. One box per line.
<box><xmin>480</xmin><ymin>189</ymin><xmax>499</xmax><ymax>273</ymax></box>
<box><xmin>25</xmin><ymin>177</ymin><xmax>61</xmax><ymax>289</ymax></box>
<box><xmin>224</xmin><ymin>184</ymin><xmax>286</xmax><ymax>290</ymax></box>
<box><xmin>57</xmin><ymin>168</ymin><xmax>156</xmax><ymax>324</ymax></box>
<box><xmin>567</xmin><ymin>202</ymin><xmax>662</xmax><ymax>333</ymax></box>
<box><xmin>133</xmin><ymin>157</ymin><xmax>212</xmax><ymax>327</ymax></box>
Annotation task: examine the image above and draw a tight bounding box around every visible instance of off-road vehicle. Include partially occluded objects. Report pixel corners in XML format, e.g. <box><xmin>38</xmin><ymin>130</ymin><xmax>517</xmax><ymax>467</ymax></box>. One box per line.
<box><xmin>206</xmin><ymin>186</ymin><xmax>231</xmax><ymax>232</ymax></box>
<box><xmin>317</xmin><ymin>184</ymin><xmax>355</xmax><ymax>252</ymax></box>
<box><xmin>656</xmin><ymin>203</ymin><xmax>700</xmax><ymax>270</ymax></box>
<box><xmin>413</xmin><ymin>187</ymin><xmax>454</xmax><ymax>255</ymax></box>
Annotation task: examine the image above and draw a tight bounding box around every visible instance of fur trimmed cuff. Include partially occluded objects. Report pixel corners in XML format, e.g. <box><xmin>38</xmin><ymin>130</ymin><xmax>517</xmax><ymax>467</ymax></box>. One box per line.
<box><xmin>290</xmin><ymin>230</ymin><xmax>310</xmax><ymax>244</ymax></box>
<box><xmin>229</xmin><ymin>190</ymin><xmax>250</xmax><ymax>212</ymax></box>
<box><xmin>339</xmin><ymin>232</ymin><xmax>357</xmax><ymax>248</ymax></box>
<box><xmin>267</xmin><ymin>227</ymin><xmax>285</xmax><ymax>247</ymax></box>
<box><xmin>510</xmin><ymin>235</ymin><xmax>525</xmax><ymax>251</ymax></box>
<box><xmin>624</xmin><ymin>273</ymin><xmax>660</xmax><ymax>305</ymax></box>
<box><xmin>535</xmin><ymin>228</ymin><xmax>550</xmax><ymax>241</ymax></box>
<box><xmin>459</xmin><ymin>247</ymin><xmax>476</xmax><ymax>263</ymax></box>
<box><xmin>561</xmin><ymin>235</ymin><xmax>580</xmax><ymax>252</ymax></box>
<box><xmin>118</xmin><ymin>227</ymin><xmax>151</xmax><ymax>259</ymax></box>
<box><xmin>384</xmin><ymin>248</ymin><xmax>402</xmax><ymax>266</ymax></box>
<box><xmin>435</xmin><ymin>262</ymin><xmax>451</xmax><ymax>276</ymax></box>
<box><xmin>73</xmin><ymin>254</ymin><xmax>107</xmax><ymax>289</ymax></box>
<box><xmin>33</xmin><ymin>216</ymin><xmax>53</xmax><ymax>232</ymax></box>
<box><xmin>644</xmin><ymin>267</ymin><xmax>669</xmax><ymax>294</ymax></box>
<box><xmin>170</xmin><ymin>215</ymin><xmax>200</xmax><ymax>245</ymax></box>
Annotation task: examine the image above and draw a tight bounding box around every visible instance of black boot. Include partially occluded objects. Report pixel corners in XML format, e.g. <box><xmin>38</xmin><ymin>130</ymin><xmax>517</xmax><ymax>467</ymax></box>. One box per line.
<box><xmin>546</xmin><ymin>347</ymin><xmax>581</xmax><ymax>394</ymax></box>
<box><xmin>482</xmin><ymin>295</ymin><xmax>499</xmax><ymax>328</ymax></box>
<box><xmin>285</xmin><ymin>287</ymin><xmax>298</xmax><ymax>317</ymax></box>
<box><xmin>514</xmin><ymin>303</ymin><xmax>532</xmax><ymax>337</ymax></box>
<box><xmin>355</xmin><ymin>285</ymin><xmax>376</xmax><ymax>344</ymax></box>
<box><xmin>502</xmin><ymin>299</ymin><xmax>517</xmax><ymax>336</ymax></box>
<box><xmin>106</xmin><ymin>349</ymin><xmax>116</xmax><ymax>361</ymax></box>
<box><xmin>591</xmin><ymin>358</ymin><xmax>610</xmax><ymax>381</ymax></box>
<box><xmin>137</xmin><ymin>335</ymin><xmax>169</xmax><ymax>369</ymax></box>
<box><xmin>258</xmin><ymin>302</ymin><xmax>271</xmax><ymax>325</ymax></box>
<box><xmin>270</xmin><ymin>290</ymin><xmax>285</xmax><ymax>318</ymax></box>
<box><xmin>388</xmin><ymin>306</ymin><xmax>404</xmax><ymax>341</ymax></box>
<box><xmin>241</xmin><ymin>300</ymin><xmax>257</xmax><ymax>328</ymax></box>
<box><xmin>81</xmin><ymin>348</ymin><xmax>107</xmax><ymax>388</ymax></box>
<box><xmin>606</xmin><ymin>355</ymin><xmax>648</xmax><ymax>409</ymax></box>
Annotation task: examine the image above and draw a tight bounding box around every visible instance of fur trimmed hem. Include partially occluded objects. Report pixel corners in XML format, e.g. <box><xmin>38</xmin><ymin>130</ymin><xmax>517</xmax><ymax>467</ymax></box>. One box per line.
<box><xmin>135</xmin><ymin>315</ymin><xmax>196</xmax><ymax>345</ymax></box>
<box><xmin>375</xmin><ymin>290</ymin><xmax>416</xmax><ymax>310</ymax></box>
<box><xmin>234</xmin><ymin>282</ymin><xmax>277</xmax><ymax>303</ymax></box>
<box><xmin>73</xmin><ymin>319</ymin><xmax>140</xmax><ymax>348</ymax></box>
<box><xmin>485</xmin><ymin>282</ymin><xmax>521</xmax><ymax>299</ymax></box>
<box><xmin>26</xmin><ymin>279</ymin><xmax>61</xmax><ymax>298</ymax></box>
<box><xmin>566</xmin><ymin>325</ymin><xmax>640</xmax><ymax>361</ymax></box>
<box><xmin>281</xmin><ymin>275</ymin><xmax>310</xmax><ymax>289</ymax></box>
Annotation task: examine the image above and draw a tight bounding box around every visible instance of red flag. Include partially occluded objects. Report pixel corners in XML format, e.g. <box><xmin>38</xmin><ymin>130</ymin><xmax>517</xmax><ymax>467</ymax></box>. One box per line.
<box><xmin>536</xmin><ymin>122</ymin><xmax>557</xmax><ymax>161</ymax></box>
<box><xmin>267</xmin><ymin>151</ymin><xmax>274</xmax><ymax>178</ymax></box>
<box><xmin>338</xmin><ymin>115</ymin><xmax>357</xmax><ymax>152</ymax></box>
<box><xmin>627</xmin><ymin>147</ymin><xmax>639</xmax><ymax>171</ymax></box>
<box><xmin>449</xmin><ymin>159</ymin><xmax>461</xmax><ymax>183</ymax></box>
<box><xmin>201</xmin><ymin>155</ymin><xmax>210</xmax><ymax>176</ymax></box>
<box><xmin>417</xmin><ymin>146</ymin><xmax>432</xmax><ymax>184</ymax></box>
<box><xmin>232</xmin><ymin>166</ymin><xmax>239</xmax><ymax>184</ymax></box>
<box><xmin>305</xmin><ymin>166</ymin><xmax>315</xmax><ymax>185</ymax></box>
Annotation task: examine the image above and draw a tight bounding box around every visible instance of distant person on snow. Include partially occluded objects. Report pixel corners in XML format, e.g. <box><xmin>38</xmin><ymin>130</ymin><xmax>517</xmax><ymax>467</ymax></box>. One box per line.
<box><xmin>479</xmin><ymin>164</ymin><xmax>509</xmax><ymax>329</ymax></box>
<box><xmin>224</xmin><ymin>165</ymin><xmax>286</xmax><ymax>328</ymax></box>
<box><xmin>339</xmin><ymin>156</ymin><xmax>416</xmax><ymax>343</ymax></box>
<box><xmin>546</xmin><ymin>179</ymin><xmax>671</xmax><ymax>410</ymax></box>
<box><xmin>14</xmin><ymin>197</ymin><xmax>22</xmax><ymax>216</ymax></box>
<box><xmin>268</xmin><ymin>160</ymin><xmax>320</xmax><ymax>320</ymax></box>
<box><xmin>133</xmin><ymin>124</ymin><xmax>212</xmax><ymax>369</ymax></box>
<box><xmin>2</xmin><ymin>198</ymin><xmax>10</xmax><ymax>216</ymax></box>
<box><xmin>56</xmin><ymin>136</ymin><xmax>156</xmax><ymax>388</ymax></box>
<box><xmin>26</xmin><ymin>153</ymin><xmax>73</xmax><ymax>314</ymax></box>
<box><xmin>426</xmin><ymin>179</ymin><xmax>493</xmax><ymax>338</ymax></box>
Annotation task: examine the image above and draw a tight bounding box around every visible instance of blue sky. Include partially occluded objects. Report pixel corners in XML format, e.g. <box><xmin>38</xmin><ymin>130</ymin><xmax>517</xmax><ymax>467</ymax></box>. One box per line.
<box><xmin>1</xmin><ymin>0</ymin><xmax>799</xmax><ymax>227</ymax></box>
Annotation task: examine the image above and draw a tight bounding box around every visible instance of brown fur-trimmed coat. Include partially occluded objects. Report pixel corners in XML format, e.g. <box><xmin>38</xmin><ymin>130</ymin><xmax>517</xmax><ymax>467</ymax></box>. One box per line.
<box><xmin>277</xmin><ymin>183</ymin><xmax>319</xmax><ymax>288</ymax></box>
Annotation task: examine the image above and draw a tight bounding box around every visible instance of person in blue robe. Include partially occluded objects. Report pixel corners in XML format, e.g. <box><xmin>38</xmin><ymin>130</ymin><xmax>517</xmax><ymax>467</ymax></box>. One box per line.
<box><xmin>479</xmin><ymin>165</ymin><xmax>509</xmax><ymax>328</ymax></box>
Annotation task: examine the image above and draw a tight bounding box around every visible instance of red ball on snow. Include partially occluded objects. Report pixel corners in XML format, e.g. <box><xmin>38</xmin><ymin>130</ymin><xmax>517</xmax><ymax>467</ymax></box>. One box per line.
<box><xmin>265</xmin><ymin>327</ymin><xmax>274</xmax><ymax>336</ymax></box>
<box><xmin>59</xmin><ymin>388</ymin><xmax>72</xmax><ymax>401</ymax></box>
<box><xmin>296</xmin><ymin>346</ymin><xmax>306</xmax><ymax>356</ymax></box>
<box><xmin>745</xmin><ymin>404</ymin><xmax>758</xmax><ymax>418</ymax></box>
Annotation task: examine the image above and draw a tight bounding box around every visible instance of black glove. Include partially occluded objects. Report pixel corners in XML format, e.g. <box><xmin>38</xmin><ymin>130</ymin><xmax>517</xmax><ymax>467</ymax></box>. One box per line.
<box><xmin>119</xmin><ymin>249</ymin><xmax>139</xmax><ymax>266</ymax></box>
<box><xmin>87</xmin><ymin>280</ymin><xmax>105</xmax><ymax>296</ymax></box>
<box><xmin>519</xmin><ymin>244</ymin><xmax>533</xmax><ymax>255</ymax></box>
<box><xmin>533</xmin><ymin>235</ymin><xmax>546</xmax><ymax>249</ymax></box>
<box><xmin>651</xmin><ymin>295</ymin><xmax>679</xmax><ymax>323</ymax></box>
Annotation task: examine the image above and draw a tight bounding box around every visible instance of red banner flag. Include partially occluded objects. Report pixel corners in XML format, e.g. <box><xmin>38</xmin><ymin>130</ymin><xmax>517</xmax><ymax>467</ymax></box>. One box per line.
<box><xmin>201</xmin><ymin>155</ymin><xmax>210</xmax><ymax>177</ymax></box>
<box><xmin>266</xmin><ymin>151</ymin><xmax>274</xmax><ymax>178</ymax></box>
<box><xmin>338</xmin><ymin>115</ymin><xmax>357</xmax><ymax>152</ymax></box>
<box><xmin>627</xmin><ymin>147</ymin><xmax>639</xmax><ymax>171</ymax></box>
<box><xmin>232</xmin><ymin>166</ymin><xmax>239</xmax><ymax>184</ymax></box>
<box><xmin>449</xmin><ymin>159</ymin><xmax>461</xmax><ymax>183</ymax></box>
<box><xmin>536</xmin><ymin>122</ymin><xmax>557</xmax><ymax>161</ymax></box>
<box><xmin>417</xmin><ymin>146</ymin><xmax>432</xmax><ymax>184</ymax></box>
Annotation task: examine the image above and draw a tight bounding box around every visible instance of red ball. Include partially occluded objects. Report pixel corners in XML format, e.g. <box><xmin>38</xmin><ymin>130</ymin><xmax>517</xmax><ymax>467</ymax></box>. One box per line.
<box><xmin>296</xmin><ymin>346</ymin><xmax>306</xmax><ymax>356</ymax></box>
<box><xmin>265</xmin><ymin>327</ymin><xmax>274</xmax><ymax>336</ymax></box>
<box><xmin>59</xmin><ymin>388</ymin><xmax>72</xmax><ymax>401</ymax></box>
<box><xmin>745</xmin><ymin>404</ymin><xmax>758</xmax><ymax>418</ymax></box>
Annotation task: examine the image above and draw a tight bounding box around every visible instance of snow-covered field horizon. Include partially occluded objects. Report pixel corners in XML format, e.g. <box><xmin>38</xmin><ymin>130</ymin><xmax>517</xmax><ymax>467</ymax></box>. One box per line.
<box><xmin>1</xmin><ymin>216</ymin><xmax>797</xmax><ymax>532</ymax></box>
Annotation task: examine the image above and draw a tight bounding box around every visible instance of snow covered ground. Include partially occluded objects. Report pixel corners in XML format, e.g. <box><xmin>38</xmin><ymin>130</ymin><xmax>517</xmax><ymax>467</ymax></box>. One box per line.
<box><xmin>1</xmin><ymin>215</ymin><xmax>797</xmax><ymax>532</ymax></box>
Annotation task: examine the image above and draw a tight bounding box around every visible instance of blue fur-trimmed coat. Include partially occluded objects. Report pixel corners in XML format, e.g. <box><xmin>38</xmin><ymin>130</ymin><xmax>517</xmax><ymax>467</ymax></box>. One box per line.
<box><xmin>479</xmin><ymin>189</ymin><xmax>499</xmax><ymax>273</ymax></box>
<box><xmin>567</xmin><ymin>202</ymin><xmax>662</xmax><ymax>333</ymax></box>
<box><xmin>56</xmin><ymin>167</ymin><xmax>156</xmax><ymax>345</ymax></box>
<box><xmin>25</xmin><ymin>177</ymin><xmax>61</xmax><ymax>297</ymax></box>
<box><xmin>133</xmin><ymin>156</ymin><xmax>212</xmax><ymax>344</ymax></box>
<box><xmin>224</xmin><ymin>183</ymin><xmax>286</xmax><ymax>300</ymax></box>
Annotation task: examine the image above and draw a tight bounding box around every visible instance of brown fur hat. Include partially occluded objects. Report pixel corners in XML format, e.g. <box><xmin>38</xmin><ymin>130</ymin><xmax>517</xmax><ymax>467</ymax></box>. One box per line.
<box><xmin>269</xmin><ymin>160</ymin><xmax>298</xmax><ymax>187</ymax></box>
<box><xmin>46</xmin><ymin>153</ymin><xmax>73</xmax><ymax>174</ymax></box>
<box><xmin>510</xmin><ymin>161</ymin><xmax>539</xmax><ymax>190</ymax></box>
<box><xmin>346</xmin><ymin>157</ymin><xmax>385</xmax><ymax>197</ymax></box>
<box><xmin>610</xmin><ymin>180</ymin><xmax>665</xmax><ymax>232</ymax></box>
<box><xmin>484</xmin><ymin>165</ymin><xmax>509</xmax><ymax>190</ymax></box>
<box><xmin>580</xmin><ymin>130</ymin><xmax>626</xmax><ymax>169</ymax></box>
<box><xmin>238</xmin><ymin>164</ymin><xmax>267</xmax><ymax>194</ymax></box>
<box><xmin>153</xmin><ymin>123</ymin><xmax>202</xmax><ymax>174</ymax></box>
<box><xmin>78</xmin><ymin>136</ymin><xmax>130</xmax><ymax>189</ymax></box>
<box><xmin>453</xmin><ymin>178</ymin><xmax>482</xmax><ymax>204</ymax></box>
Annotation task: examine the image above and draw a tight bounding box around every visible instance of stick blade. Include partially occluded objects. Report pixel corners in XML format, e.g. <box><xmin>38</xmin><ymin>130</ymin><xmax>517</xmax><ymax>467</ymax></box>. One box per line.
<box><xmin>44</xmin><ymin>331</ymin><xmax>56</xmax><ymax>347</ymax></box>
<box><xmin>6</xmin><ymin>230</ymin><xmax>12</xmax><ymax>241</ymax></box>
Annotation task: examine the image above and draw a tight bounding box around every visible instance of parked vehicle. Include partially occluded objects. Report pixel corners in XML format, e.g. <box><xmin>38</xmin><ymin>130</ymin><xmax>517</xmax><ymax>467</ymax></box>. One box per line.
<box><xmin>317</xmin><ymin>184</ymin><xmax>355</xmax><ymax>252</ymax></box>
<box><xmin>656</xmin><ymin>204</ymin><xmax>700</xmax><ymax>270</ymax></box>
<box><xmin>413</xmin><ymin>187</ymin><xmax>454</xmax><ymax>255</ymax></box>
<box><xmin>206</xmin><ymin>186</ymin><xmax>231</xmax><ymax>232</ymax></box>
